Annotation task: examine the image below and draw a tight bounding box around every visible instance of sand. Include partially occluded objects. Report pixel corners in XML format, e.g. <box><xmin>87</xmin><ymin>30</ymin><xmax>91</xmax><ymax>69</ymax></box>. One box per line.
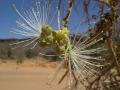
<box><xmin>0</xmin><ymin>59</ymin><xmax>69</xmax><ymax>90</ymax></box>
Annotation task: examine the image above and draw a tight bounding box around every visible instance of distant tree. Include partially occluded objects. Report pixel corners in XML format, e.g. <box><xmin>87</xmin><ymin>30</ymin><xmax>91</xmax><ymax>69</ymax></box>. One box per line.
<box><xmin>7</xmin><ymin>48</ymin><xmax>12</xmax><ymax>59</ymax></box>
<box><xmin>25</xmin><ymin>49</ymin><xmax>38</xmax><ymax>58</ymax></box>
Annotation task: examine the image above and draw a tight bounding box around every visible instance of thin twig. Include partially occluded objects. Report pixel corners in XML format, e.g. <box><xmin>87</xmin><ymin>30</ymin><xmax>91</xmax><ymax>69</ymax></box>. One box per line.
<box><xmin>63</xmin><ymin>0</ymin><xmax>74</xmax><ymax>27</ymax></box>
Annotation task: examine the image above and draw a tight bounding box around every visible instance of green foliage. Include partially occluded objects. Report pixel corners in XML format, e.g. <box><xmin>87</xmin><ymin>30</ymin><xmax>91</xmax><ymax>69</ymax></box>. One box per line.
<box><xmin>16</xmin><ymin>56</ymin><xmax>24</xmax><ymax>65</ymax></box>
<box><xmin>7</xmin><ymin>47</ymin><xmax>13</xmax><ymax>59</ymax></box>
<box><xmin>25</xmin><ymin>49</ymin><xmax>38</xmax><ymax>58</ymax></box>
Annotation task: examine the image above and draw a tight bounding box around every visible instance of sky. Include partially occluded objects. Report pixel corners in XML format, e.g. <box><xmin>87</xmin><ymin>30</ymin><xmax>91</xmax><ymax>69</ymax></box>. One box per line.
<box><xmin>0</xmin><ymin>0</ymin><xmax>100</xmax><ymax>39</ymax></box>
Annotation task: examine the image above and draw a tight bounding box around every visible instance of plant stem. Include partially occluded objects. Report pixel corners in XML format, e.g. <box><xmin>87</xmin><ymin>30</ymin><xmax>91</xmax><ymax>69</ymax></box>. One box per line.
<box><xmin>105</xmin><ymin>37</ymin><xmax>120</xmax><ymax>75</ymax></box>
<box><xmin>63</xmin><ymin>0</ymin><xmax>74</xmax><ymax>27</ymax></box>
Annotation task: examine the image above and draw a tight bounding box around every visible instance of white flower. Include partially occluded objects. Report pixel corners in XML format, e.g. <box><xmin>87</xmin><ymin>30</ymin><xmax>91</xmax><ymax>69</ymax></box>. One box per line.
<box><xmin>50</xmin><ymin>36</ymin><xmax>105</xmax><ymax>89</ymax></box>
<box><xmin>10</xmin><ymin>3</ymin><xmax>48</xmax><ymax>49</ymax></box>
<box><xmin>11</xmin><ymin>2</ymin><xmax>105</xmax><ymax>89</ymax></box>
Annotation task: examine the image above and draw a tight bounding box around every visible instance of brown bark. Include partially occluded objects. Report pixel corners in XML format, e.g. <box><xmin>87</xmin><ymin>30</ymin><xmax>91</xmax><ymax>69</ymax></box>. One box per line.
<box><xmin>105</xmin><ymin>37</ymin><xmax>120</xmax><ymax>75</ymax></box>
<box><xmin>63</xmin><ymin>0</ymin><xmax>74</xmax><ymax>27</ymax></box>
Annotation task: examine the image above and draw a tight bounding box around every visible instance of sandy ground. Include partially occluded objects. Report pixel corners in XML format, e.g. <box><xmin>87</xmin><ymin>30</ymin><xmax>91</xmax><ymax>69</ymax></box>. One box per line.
<box><xmin>0</xmin><ymin>59</ymin><xmax>73</xmax><ymax>90</ymax></box>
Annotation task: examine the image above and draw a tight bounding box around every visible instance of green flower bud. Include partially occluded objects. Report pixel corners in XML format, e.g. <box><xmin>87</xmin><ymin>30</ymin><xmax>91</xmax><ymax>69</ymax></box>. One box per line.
<box><xmin>11</xmin><ymin>3</ymin><xmax>16</xmax><ymax>10</ymax></box>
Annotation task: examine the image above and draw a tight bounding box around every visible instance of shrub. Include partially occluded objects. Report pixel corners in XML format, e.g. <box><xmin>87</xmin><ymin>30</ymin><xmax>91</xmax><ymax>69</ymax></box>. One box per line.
<box><xmin>15</xmin><ymin>56</ymin><xmax>24</xmax><ymax>65</ymax></box>
<box><xmin>25</xmin><ymin>49</ymin><xmax>38</xmax><ymax>58</ymax></box>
